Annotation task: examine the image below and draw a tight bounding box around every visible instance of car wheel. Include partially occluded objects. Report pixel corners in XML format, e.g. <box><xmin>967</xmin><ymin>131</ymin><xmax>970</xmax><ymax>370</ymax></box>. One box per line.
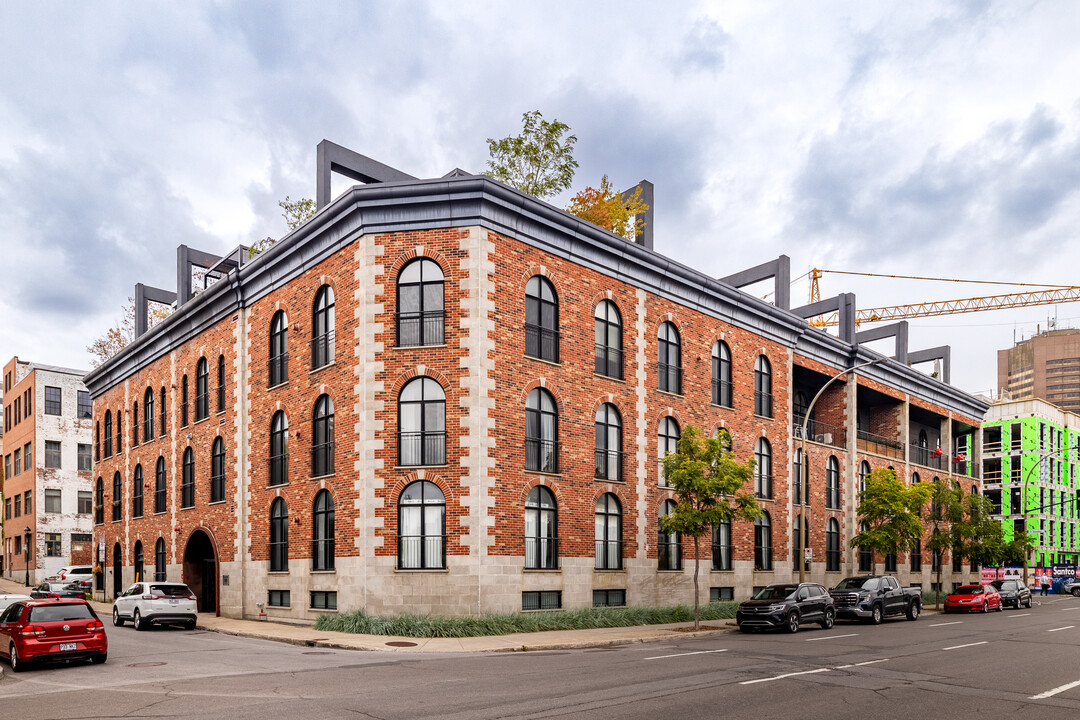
<box><xmin>786</xmin><ymin>611</ymin><xmax>800</xmax><ymax>633</ymax></box>
<box><xmin>1073</xmin><ymin>588</ymin><xmax>1080</xmax><ymax>598</ymax></box>
<box><xmin>871</xmin><ymin>605</ymin><xmax>883</xmax><ymax>625</ymax></box>
<box><xmin>981</xmin><ymin>602</ymin><xmax>988</xmax><ymax>613</ymax></box>
<box><xmin>90</xmin><ymin>653</ymin><xmax>107</xmax><ymax>665</ymax></box>
<box><xmin>996</xmin><ymin>600</ymin><xmax>1002</xmax><ymax>612</ymax></box>
<box><xmin>112</xmin><ymin>607</ymin><xmax>124</xmax><ymax>627</ymax></box>
<box><xmin>186</xmin><ymin>619</ymin><xmax>197</xmax><ymax>631</ymax></box>
<box><xmin>133</xmin><ymin>608</ymin><xmax>144</xmax><ymax>631</ymax></box>
<box><xmin>906</xmin><ymin>601</ymin><xmax>921</xmax><ymax>621</ymax></box>
<box><xmin>1026</xmin><ymin>597</ymin><xmax>1033</xmax><ymax>608</ymax></box>
<box><xmin>820</xmin><ymin>608</ymin><xmax>835</xmax><ymax>630</ymax></box>
<box><xmin>10</xmin><ymin>643</ymin><xmax>25</xmax><ymax>673</ymax></box>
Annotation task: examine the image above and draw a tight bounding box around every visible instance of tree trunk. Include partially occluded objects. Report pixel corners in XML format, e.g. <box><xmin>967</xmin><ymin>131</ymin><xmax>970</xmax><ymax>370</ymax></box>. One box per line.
<box><xmin>693</xmin><ymin>535</ymin><xmax>700</xmax><ymax>630</ymax></box>
<box><xmin>936</xmin><ymin>563</ymin><xmax>943</xmax><ymax>609</ymax></box>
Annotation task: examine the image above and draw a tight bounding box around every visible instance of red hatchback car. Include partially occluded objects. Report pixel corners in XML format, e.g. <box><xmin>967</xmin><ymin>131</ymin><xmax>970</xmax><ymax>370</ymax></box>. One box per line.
<box><xmin>944</xmin><ymin>584</ymin><xmax>1003</xmax><ymax>614</ymax></box>
<box><xmin>0</xmin><ymin>599</ymin><xmax>107</xmax><ymax>671</ymax></box>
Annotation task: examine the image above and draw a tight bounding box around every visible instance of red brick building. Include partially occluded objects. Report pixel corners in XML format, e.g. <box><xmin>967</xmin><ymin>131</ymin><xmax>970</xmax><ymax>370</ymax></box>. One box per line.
<box><xmin>84</xmin><ymin>143</ymin><xmax>988</xmax><ymax>620</ymax></box>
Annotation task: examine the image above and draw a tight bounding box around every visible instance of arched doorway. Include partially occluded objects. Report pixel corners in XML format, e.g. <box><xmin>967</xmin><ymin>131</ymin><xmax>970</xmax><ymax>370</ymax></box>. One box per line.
<box><xmin>112</xmin><ymin>542</ymin><xmax>122</xmax><ymax>598</ymax></box>
<box><xmin>182</xmin><ymin>529</ymin><xmax>218</xmax><ymax>615</ymax></box>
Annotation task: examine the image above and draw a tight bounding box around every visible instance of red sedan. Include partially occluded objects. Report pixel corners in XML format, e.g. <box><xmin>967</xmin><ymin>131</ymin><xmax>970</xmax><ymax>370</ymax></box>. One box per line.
<box><xmin>0</xmin><ymin>599</ymin><xmax>107</xmax><ymax>671</ymax></box>
<box><xmin>944</xmin><ymin>584</ymin><xmax>1003</xmax><ymax>614</ymax></box>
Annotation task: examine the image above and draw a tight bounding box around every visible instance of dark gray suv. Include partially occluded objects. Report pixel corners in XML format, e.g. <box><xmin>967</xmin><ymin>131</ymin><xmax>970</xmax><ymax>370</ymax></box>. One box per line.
<box><xmin>736</xmin><ymin>582</ymin><xmax>836</xmax><ymax>633</ymax></box>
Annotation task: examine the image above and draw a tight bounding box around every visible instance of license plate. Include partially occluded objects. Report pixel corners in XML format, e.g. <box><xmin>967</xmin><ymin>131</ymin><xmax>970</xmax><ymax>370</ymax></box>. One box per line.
<box><xmin>59</xmin><ymin>643</ymin><xmax>77</xmax><ymax>652</ymax></box>
<box><xmin>169</xmin><ymin>599</ymin><xmax>178</xmax><ymax>605</ymax></box>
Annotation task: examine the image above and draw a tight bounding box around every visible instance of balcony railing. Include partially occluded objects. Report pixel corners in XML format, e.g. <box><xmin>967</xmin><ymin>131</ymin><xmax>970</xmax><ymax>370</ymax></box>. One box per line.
<box><xmin>594</xmin><ymin>540</ymin><xmax>622</xmax><ymax>570</ymax></box>
<box><xmin>792</xmin><ymin>418</ymin><xmax>846</xmax><ymax>449</ymax></box>
<box><xmin>268</xmin><ymin>353</ymin><xmax>289</xmax><ymax>387</ymax></box>
<box><xmin>909</xmin><ymin>444</ymin><xmax>944</xmax><ymax>469</ymax></box>
<box><xmin>855</xmin><ymin>430</ymin><xmax>904</xmax><ymax>460</ymax></box>
<box><xmin>398</xmin><ymin>431</ymin><xmax>447</xmax><ymax>467</ymax></box>
<box><xmin>312</xmin><ymin>442</ymin><xmax>335</xmax><ymax>477</ymax></box>
<box><xmin>754</xmin><ymin>473</ymin><xmax>773</xmax><ymax>500</ymax></box>
<box><xmin>525</xmin><ymin>324</ymin><xmax>559</xmax><ymax>362</ymax></box>
<box><xmin>953</xmin><ymin>460</ymin><xmax>979</xmax><ymax>479</ymax></box>
<box><xmin>657</xmin><ymin>362</ymin><xmax>682</xmax><ymax>394</ymax></box>
<box><xmin>594</xmin><ymin>344</ymin><xmax>623</xmax><ymax>380</ymax></box>
<box><xmin>397</xmin><ymin>535</ymin><xmax>446</xmax><ymax>569</ymax></box>
<box><xmin>397</xmin><ymin>312</ymin><xmax>445</xmax><ymax>348</ymax></box>
<box><xmin>525</xmin><ymin>438</ymin><xmax>559</xmax><ymax>474</ymax></box>
<box><xmin>524</xmin><ymin>535</ymin><xmax>558</xmax><ymax>569</ymax></box>
<box><xmin>754</xmin><ymin>391</ymin><xmax>773</xmax><ymax>418</ymax></box>
<box><xmin>594</xmin><ymin>449</ymin><xmax>623</xmax><ymax>482</ymax></box>
<box><xmin>712</xmin><ymin>379</ymin><xmax>732</xmax><ymax>407</ymax></box>
<box><xmin>269</xmin><ymin>452</ymin><xmax>288</xmax><ymax>486</ymax></box>
<box><xmin>311</xmin><ymin>331</ymin><xmax>336</xmax><ymax>369</ymax></box>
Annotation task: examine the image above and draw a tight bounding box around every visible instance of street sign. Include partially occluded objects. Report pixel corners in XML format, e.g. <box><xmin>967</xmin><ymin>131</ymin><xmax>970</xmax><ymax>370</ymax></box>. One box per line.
<box><xmin>98</xmin><ymin>538</ymin><xmax>105</xmax><ymax>563</ymax></box>
<box><xmin>804</xmin><ymin>548</ymin><xmax>813</xmax><ymax>562</ymax></box>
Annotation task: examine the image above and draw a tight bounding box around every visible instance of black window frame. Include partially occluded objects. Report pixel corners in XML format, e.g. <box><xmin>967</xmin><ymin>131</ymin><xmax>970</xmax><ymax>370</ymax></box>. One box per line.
<box><xmin>155</xmin><ymin>538</ymin><xmax>167</xmax><ymax>581</ymax></box>
<box><xmin>525</xmin><ymin>275</ymin><xmax>559</xmax><ymax>363</ymax></box>
<box><xmin>754</xmin><ymin>512</ymin><xmax>773</xmax><ymax>571</ymax></box>
<box><xmin>77</xmin><ymin>390</ymin><xmax>91</xmax><ymax>419</ymax></box>
<box><xmin>217</xmin><ymin>354</ymin><xmax>226</xmax><ymax>413</ymax></box>
<box><xmin>77</xmin><ymin>444</ymin><xmax>92</xmax><ymax>472</ymax></box>
<box><xmin>826</xmin><ymin>518</ymin><xmax>841</xmax><ymax>571</ymax></box>
<box><xmin>144</xmin><ymin>387</ymin><xmax>155</xmax><ymax>440</ymax></box>
<box><xmin>112</xmin><ymin>472</ymin><xmax>122</xmax><ymax>522</ymax></box>
<box><xmin>44</xmin><ymin>488</ymin><xmax>62</xmax><ymax>514</ymax></box>
<box><xmin>525</xmin><ymin>388</ymin><xmax>559</xmax><ymax>473</ymax></box>
<box><xmin>712</xmin><ymin>518</ymin><xmax>732</xmax><ymax>571</ymax></box>
<box><xmin>711</xmin><ymin>341</ymin><xmax>732</xmax><ymax>407</ymax></box>
<box><xmin>134</xmin><ymin>540</ymin><xmax>144</xmax><ymax>583</ymax></box>
<box><xmin>44</xmin><ymin>440</ymin><xmax>61</xmax><ymax>469</ymax></box>
<box><xmin>524</xmin><ymin>486</ymin><xmax>558</xmax><ymax>570</ymax></box>
<box><xmin>44</xmin><ymin>386</ymin><xmax>62</xmax><ymax>415</ymax></box>
<box><xmin>160</xmin><ymin>386</ymin><xmax>167</xmax><ymax>437</ymax></box>
<box><xmin>658</xmin><ymin>416</ymin><xmax>681</xmax><ymax>487</ymax></box>
<box><xmin>594</xmin><ymin>403</ymin><xmax>623</xmax><ymax>482</ymax></box>
<box><xmin>195</xmin><ymin>357</ymin><xmax>209</xmax><ymax>421</ymax></box>
<box><xmin>181</xmin><ymin>375</ymin><xmax>189</xmax><ymax>428</ymax></box>
<box><xmin>396</xmin><ymin>259</ymin><xmax>445</xmax><ymax>348</ymax></box>
<box><xmin>594</xmin><ymin>300</ymin><xmax>623</xmax><ymax>379</ymax></box>
<box><xmin>270</xmin><ymin>411</ymin><xmax>289</xmax><ymax>486</ymax></box>
<box><xmin>133</xmin><ymin>464</ymin><xmax>144</xmax><ymax>518</ymax></box>
<box><xmin>210</xmin><ymin>437</ymin><xmax>225</xmax><ymax>503</ymax></box>
<box><xmin>398</xmin><ymin>377</ymin><xmax>447</xmax><ymax>467</ymax></box>
<box><xmin>269</xmin><ymin>311</ymin><xmax>289</xmax><ymax>387</ymax></box>
<box><xmin>312</xmin><ymin>284</ymin><xmax>337</xmax><ymax>368</ymax></box>
<box><xmin>754</xmin><ymin>355</ymin><xmax>773</xmax><ymax>418</ymax></box>
<box><xmin>657</xmin><ymin>321</ymin><xmax>682</xmax><ymax>394</ymax></box>
<box><xmin>594</xmin><ymin>493</ymin><xmax>622</xmax><ymax>570</ymax></box>
<box><xmin>181</xmin><ymin>448</ymin><xmax>194</xmax><ymax>508</ymax></box>
<box><xmin>826</xmin><ymin>456</ymin><xmax>841</xmax><ymax>509</ymax></box>
<box><xmin>104</xmin><ymin>410</ymin><xmax>113</xmax><ymax>459</ymax></box>
<box><xmin>132</xmin><ymin>400</ymin><xmax>139</xmax><ymax>446</ymax></box>
<box><xmin>155</xmin><ymin>457</ymin><xmax>167</xmax><ymax>514</ymax></box>
<box><xmin>397</xmin><ymin>480</ymin><xmax>446</xmax><ymax>570</ymax></box>
<box><xmin>312</xmin><ymin>395</ymin><xmax>335</xmax><ymax>477</ymax></box>
<box><xmin>658</xmin><ymin>499</ymin><xmax>682</xmax><ymax>570</ymax></box>
<box><xmin>270</xmin><ymin>498</ymin><xmax>288</xmax><ymax>572</ymax></box>
<box><xmin>313</xmin><ymin>489</ymin><xmax>336</xmax><ymax>572</ymax></box>
<box><xmin>95</xmin><ymin>478</ymin><xmax>104</xmax><ymax>525</ymax></box>
<box><xmin>754</xmin><ymin>437</ymin><xmax>773</xmax><ymax>499</ymax></box>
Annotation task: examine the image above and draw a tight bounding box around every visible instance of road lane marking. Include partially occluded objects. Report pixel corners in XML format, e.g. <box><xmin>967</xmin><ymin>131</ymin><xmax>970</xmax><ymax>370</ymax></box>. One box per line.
<box><xmin>740</xmin><ymin>668</ymin><xmax>830</xmax><ymax>685</ymax></box>
<box><xmin>1031</xmin><ymin>678</ymin><xmax>1080</xmax><ymax>700</ymax></box>
<box><xmin>1010</xmin><ymin>613</ymin><xmax>1031</xmax><ymax>617</ymax></box>
<box><xmin>929</xmin><ymin>621</ymin><xmax>963</xmax><ymax>627</ymax></box>
<box><xmin>855</xmin><ymin>659</ymin><xmax>889</xmax><ymax>666</ymax></box>
<box><xmin>1062</xmin><ymin>606</ymin><xmax>1080</xmax><ymax>611</ymax></box>
<box><xmin>644</xmin><ymin>649</ymin><xmax>728</xmax><ymax>660</ymax></box>
<box><xmin>834</xmin><ymin>664</ymin><xmax>853</xmax><ymax>669</ymax></box>
<box><xmin>943</xmin><ymin>641</ymin><xmax>988</xmax><ymax>650</ymax></box>
<box><xmin>1048</xmin><ymin>626</ymin><xmax>1075</xmax><ymax>632</ymax></box>
<box><xmin>805</xmin><ymin>633</ymin><xmax>858</xmax><ymax>642</ymax></box>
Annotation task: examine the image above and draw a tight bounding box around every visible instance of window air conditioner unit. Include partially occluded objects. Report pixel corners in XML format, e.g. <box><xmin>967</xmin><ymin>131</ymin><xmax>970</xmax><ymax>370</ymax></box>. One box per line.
<box><xmin>815</xmin><ymin>433</ymin><xmax>832</xmax><ymax>444</ymax></box>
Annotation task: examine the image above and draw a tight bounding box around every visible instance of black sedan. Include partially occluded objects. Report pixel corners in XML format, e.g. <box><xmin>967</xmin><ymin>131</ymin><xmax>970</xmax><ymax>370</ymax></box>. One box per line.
<box><xmin>991</xmin><ymin>579</ymin><xmax>1032</xmax><ymax>609</ymax></box>
<box><xmin>29</xmin><ymin>581</ymin><xmax>88</xmax><ymax>600</ymax></box>
<box><xmin>736</xmin><ymin>582</ymin><xmax>835</xmax><ymax>633</ymax></box>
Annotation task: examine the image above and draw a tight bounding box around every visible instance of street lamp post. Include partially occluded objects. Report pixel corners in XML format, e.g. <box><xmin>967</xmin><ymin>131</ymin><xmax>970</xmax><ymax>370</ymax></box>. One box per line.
<box><xmin>24</xmin><ymin>526</ymin><xmax>31</xmax><ymax>587</ymax></box>
<box><xmin>799</xmin><ymin>357</ymin><xmax>887</xmax><ymax>583</ymax></box>
<box><xmin>1020</xmin><ymin>449</ymin><xmax>1059</xmax><ymax>587</ymax></box>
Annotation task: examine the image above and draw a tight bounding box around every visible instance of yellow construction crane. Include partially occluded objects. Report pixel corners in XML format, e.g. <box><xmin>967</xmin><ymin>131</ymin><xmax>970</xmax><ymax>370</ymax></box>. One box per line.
<box><xmin>807</xmin><ymin>269</ymin><xmax>1079</xmax><ymax>327</ymax></box>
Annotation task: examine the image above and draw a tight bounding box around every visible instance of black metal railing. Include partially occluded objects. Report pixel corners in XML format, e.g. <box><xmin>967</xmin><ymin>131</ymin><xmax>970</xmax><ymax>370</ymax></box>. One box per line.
<box><xmin>952</xmin><ymin>459</ymin><xmax>977</xmax><ymax>478</ymax></box>
<box><xmin>657</xmin><ymin>362</ymin><xmax>682</xmax><ymax>394</ymax></box>
<box><xmin>525</xmin><ymin>438</ymin><xmax>559</xmax><ymax>473</ymax></box>
<box><xmin>269</xmin><ymin>452</ymin><xmax>288</xmax><ymax>486</ymax></box>
<box><xmin>855</xmin><ymin>430</ymin><xmax>904</xmax><ymax>460</ymax></box>
<box><xmin>312</xmin><ymin>442</ymin><xmax>335</xmax><ymax>477</ymax></box>
<box><xmin>594</xmin><ymin>540</ymin><xmax>622</xmax><ymax>570</ymax></box>
<box><xmin>754</xmin><ymin>391</ymin><xmax>773</xmax><ymax>418</ymax></box>
<box><xmin>195</xmin><ymin>392</ymin><xmax>209</xmax><ymax>421</ymax></box>
<box><xmin>792</xmin><ymin>418</ymin><xmax>846</xmax><ymax>449</ymax></box>
<box><xmin>524</xmin><ymin>535</ymin><xmax>558</xmax><ymax>570</ymax></box>
<box><xmin>525</xmin><ymin>324</ymin><xmax>559</xmax><ymax>362</ymax></box>
<box><xmin>311</xmin><ymin>331</ymin><xmax>336</xmax><ymax>368</ymax></box>
<box><xmin>712</xmin><ymin>379</ymin><xmax>733</xmax><ymax>407</ymax></box>
<box><xmin>594</xmin><ymin>344</ymin><xmax>623</xmax><ymax>380</ymax></box>
<box><xmin>594</xmin><ymin>449</ymin><xmax>623</xmax><ymax>482</ymax></box>
<box><xmin>398</xmin><ymin>432</ymin><xmax>447</xmax><ymax>467</ymax></box>
<box><xmin>268</xmin><ymin>353</ymin><xmax>289</xmax><ymax>387</ymax></box>
<box><xmin>909</xmin><ymin>443</ymin><xmax>944</xmax><ymax>469</ymax></box>
<box><xmin>397</xmin><ymin>535</ymin><xmax>446</xmax><ymax>569</ymax></box>
<box><xmin>755</xmin><ymin>473</ymin><xmax>773</xmax><ymax>500</ymax></box>
<box><xmin>397</xmin><ymin>312</ymin><xmax>445</xmax><ymax>347</ymax></box>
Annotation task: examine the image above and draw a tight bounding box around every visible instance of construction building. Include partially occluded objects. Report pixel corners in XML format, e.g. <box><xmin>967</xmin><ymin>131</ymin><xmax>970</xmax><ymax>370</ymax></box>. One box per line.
<box><xmin>2</xmin><ymin>357</ymin><xmax>95</xmax><ymax>585</ymax></box>
<box><xmin>84</xmin><ymin>141</ymin><xmax>989</xmax><ymax>621</ymax></box>
<box><xmin>982</xmin><ymin>398</ymin><xmax>1080</xmax><ymax>568</ymax></box>
<box><xmin>997</xmin><ymin>328</ymin><xmax>1080</xmax><ymax>413</ymax></box>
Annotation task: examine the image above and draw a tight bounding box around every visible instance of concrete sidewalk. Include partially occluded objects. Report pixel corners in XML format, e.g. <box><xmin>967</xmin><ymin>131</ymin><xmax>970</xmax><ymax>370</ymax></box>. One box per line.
<box><xmin>0</xmin><ymin>576</ymin><xmax>730</xmax><ymax>653</ymax></box>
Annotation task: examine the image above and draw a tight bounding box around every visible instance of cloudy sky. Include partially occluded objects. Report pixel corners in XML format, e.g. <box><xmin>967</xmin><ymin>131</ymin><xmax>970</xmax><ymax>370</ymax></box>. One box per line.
<box><xmin>1</xmin><ymin>1</ymin><xmax>1079</xmax><ymax>397</ymax></box>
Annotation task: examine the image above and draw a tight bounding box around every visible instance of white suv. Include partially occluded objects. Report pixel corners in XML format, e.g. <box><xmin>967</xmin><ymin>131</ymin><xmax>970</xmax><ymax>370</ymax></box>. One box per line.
<box><xmin>112</xmin><ymin>582</ymin><xmax>198</xmax><ymax>630</ymax></box>
<box><xmin>50</xmin><ymin>566</ymin><xmax>94</xmax><ymax>584</ymax></box>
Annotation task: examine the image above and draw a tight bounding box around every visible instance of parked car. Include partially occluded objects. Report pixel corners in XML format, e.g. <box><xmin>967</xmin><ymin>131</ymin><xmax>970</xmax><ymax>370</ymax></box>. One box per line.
<box><xmin>944</xmin><ymin>584</ymin><xmax>1002</xmax><ymax>613</ymax></box>
<box><xmin>29</xmin><ymin>581</ymin><xmax>87</xmax><ymax>600</ymax></box>
<box><xmin>1062</xmin><ymin>579</ymin><xmax>1080</xmax><ymax>597</ymax></box>
<box><xmin>47</xmin><ymin>566</ymin><xmax>94</xmax><ymax>584</ymax></box>
<box><xmin>0</xmin><ymin>594</ymin><xmax>32</xmax><ymax>613</ymax></box>
<box><xmin>113</xmin><ymin>582</ymin><xmax>198</xmax><ymax>630</ymax></box>
<box><xmin>829</xmin><ymin>575</ymin><xmax>922</xmax><ymax>623</ymax></box>
<box><xmin>990</xmin><ymin>579</ymin><xmax>1032</xmax><ymax>608</ymax></box>
<box><xmin>0</xmin><ymin>598</ymin><xmax>107</xmax><ymax>671</ymax></box>
<box><xmin>736</xmin><ymin>582</ymin><xmax>835</xmax><ymax>633</ymax></box>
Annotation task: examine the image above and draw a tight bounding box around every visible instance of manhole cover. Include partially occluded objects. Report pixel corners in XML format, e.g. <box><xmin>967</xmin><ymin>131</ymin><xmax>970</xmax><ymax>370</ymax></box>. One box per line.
<box><xmin>127</xmin><ymin>662</ymin><xmax>167</xmax><ymax>667</ymax></box>
<box><xmin>385</xmin><ymin>641</ymin><xmax>418</xmax><ymax>647</ymax></box>
<box><xmin>303</xmin><ymin>651</ymin><xmax>333</xmax><ymax>655</ymax></box>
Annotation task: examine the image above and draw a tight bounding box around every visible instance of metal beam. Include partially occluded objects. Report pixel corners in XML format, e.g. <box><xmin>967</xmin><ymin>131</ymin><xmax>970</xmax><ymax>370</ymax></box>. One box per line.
<box><xmin>720</xmin><ymin>255</ymin><xmax>790</xmax><ymax>310</ymax></box>
<box><xmin>855</xmin><ymin>321</ymin><xmax>909</xmax><ymax>363</ymax></box>
<box><xmin>792</xmin><ymin>292</ymin><xmax>856</xmax><ymax>342</ymax></box>
<box><xmin>134</xmin><ymin>284</ymin><xmax>177</xmax><ymax>339</ymax></box>
<box><xmin>316</xmin><ymin>140</ymin><xmax>416</xmax><ymax>209</ymax></box>
<box><xmin>617</xmin><ymin>179</ymin><xmax>654</xmax><ymax>251</ymax></box>
<box><xmin>177</xmin><ymin>245</ymin><xmax>224</xmax><ymax>307</ymax></box>
<box><xmin>908</xmin><ymin>345</ymin><xmax>951</xmax><ymax>385</ymax></box>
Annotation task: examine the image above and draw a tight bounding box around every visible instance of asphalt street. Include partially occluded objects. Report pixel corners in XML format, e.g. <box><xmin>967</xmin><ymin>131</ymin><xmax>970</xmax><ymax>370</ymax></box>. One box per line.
<box><xmin>4</xmin><ymin>596</ymin><xmax>1080</xmax><ymax>719</ymax></box>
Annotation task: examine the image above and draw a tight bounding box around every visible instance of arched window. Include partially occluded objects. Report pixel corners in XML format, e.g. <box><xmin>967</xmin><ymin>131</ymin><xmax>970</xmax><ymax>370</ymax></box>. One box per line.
<box><xmin>112</xmin><ymin>472</ymin><xmax>122</xmax><ymax>521</ymax></box>
<box><xmin>181</xmin><ymin>448</ymin><xmax>194</xmax><ymax>508</ymax></box>
<box><xmin>155</xmin><ymin>457</ymin><xmax>166</xmax><ymax>513</ymax></box>
<box><xmin>269</xmin><ymin>498</ymin><xmax>288</xmax><ymax>572</ymax></box>
<box><xmin>525</xmin><ymin>276</ymin><xmax>559</xmax><ymax>362</ymax></box>
<box><xmin>270</xmin><ymin>411</ymin><xmax>289</xmax><ymax>486</ymax></box>
<box><xmin>793</xmin><ymin>389</ymin><xmax>810</xmax><ymax>425</ymax></box>
<box><xmin>826</xmin><ymin>456</ymin><xmax>841</xmax><ymax>509</ymax></box>
<box><xmin>910</xmin><ymin>537</ymin><xmax>922</xmax><ymax>572</ymax></box>
<box><xmin>155</xmin><ymin>537</ymin><xmax>167</xmax><ymax>581</ymax></box>
<box><xmin>525</xmin><ymin>388</ymin><xmax>558</xmax><ymax>473</ymax></box>
<box><xmin>210</xmin><ymin>437</ymin><xmax>225</xmax><ymax>503</ymax></box>
<box><xmin>95</xmin><ymin>477</ymin><xmax>104</xmax><ymax>524</ymax></box>
<box><xmin>793</xmin><ymin>514</ymin><xmax>810</xmax><ymax>567</ymax></box>
<box><xmin>398</xmin><ymin>481</ymin><xmax>445</xmax><ymax>569</ymax></box>
<box><xmin>754</xmin><ymin>438</ymin><xmax>772</xmax><ymax>499</ymax></box>
<box><xmin>133</xmin><ymin>464</ymin><xmax>144</xmax><ymax>518</ymax></box>
<box><xmin>134</xmin><ymin>541</ymin><xmax>144</xmax><ymax>583</ymax></box>
<box><xmin>195</xmin><ymin>357</ymin><xmax>209</xmax><ymax>421</ymax></box>
<box><xmin>312</xmin><ymin>395</ymin><xmax>335</xmax><ymax>477</ymax></box>
<box><xmin>858</xmin><ymin>522</ymin><xmax>873</xmax><ymax>571</ymax></box>
<box><xmin>104</xmin><ymin>410</ymin><xmax>113</xmax><ymax>458</ymax></box>
<box><xmin>144</xmin><ymin>387</ymin><xmax>155</xmax><ymax>440</ymax></box>
<box><xmin>397</xmin><ymin>259</ymin><xmax>444</xmax><ymax>347</ymax></box>
<box><xmin>931</xmin><ymin>476</ymin><xmax>942</xmax><ymax>518</ymax></box>
<box><xmin>181</xmin><ymin>375</ymin><xmax>189</xmax><ymax>427</ymax></box>
<box><xmin>826</xmin><ymin>519</ymin><xmax>841</xmax><ymax>571</ymax></box>
<box><xmin>859</xmin><ymin>460</ymin><xmax>871</xmax><ymax>495</ymax></box>
<box><xmin>754</xmin><ymin>512</ymin><xmax>773</xmax><ymax>570</ymax></box>
<box><xmin>912</xmin><ymin>471</ymin><xmax>921</xmax><ymax>484</ymax></box>
<box><xmin>312</xmin><ymin>285</ymin><xmax>336</xmax><ymax>366</ymax></box>
<box><xmin>711</xmin><ymin>341</ymin><xmax>732</xmax><ymax>407</ymax></box>
<box><xmin>793</xmin><ymin>448</ymin><xmax>808</xmax><ymax>506</ymax></box>
<box><xmin>595</xmin><ymin>493</ymin><xmax>622</xmax><ymax>570</ymax></box>
<box><xmin>95</xmin><ymin>422</ymin><xmax>100</xmax><ymax>461</ymax></box>
<box><xmin>712</xmin><ymin>518</ymin><xmax>732</xmax><ymax>571</ymax></box>
<box><xmin>657</xmin><ymin>322</ymin><xmax>681</xmax><ymax>394</ymax></box>
<box><xmin>658</xmin><ymin>499</ymin><xmax>682</xmax><ymax>570</ymax></box>
<box><xmin>116</xmin><ymin>407</ymin><xmax>123</xmax><ymax>453</ymax></box>
<box><xmin>594</xmin><ymin>300</ymin><xmax>623</xmax><ymax>379</ymax></box>
<box><xmin>594</xmin><ymin>403</ymin><xmax>622</xmax><ymax>482</ymax></box>
<box><xmin>398</xmin><ymin>377</ymin><xmax>446</xmax><ymax>467</ymax></box>
<box><xmin>524</xmin><ymin>486</ymin><xmax>557</xmax><ymax>569</ymax></box>
<box><xmin>160</xmin><ymin>386</ymin><xmax>166</xmax><ymax>437</ymax></box>
<box><xmin>313</xmin><ymin>489</ymin><xmax>335</xmax><ymax>571</ymax></box>
<box><xmin>132</xmin><ymin>401</ymin><xmax>139</xmax><ymax>446</ymax></box>
<box><xmin>269</xmin><ymin>311</ymin><xmax>289</xmax><ymax>387</ymax></box>
<box><xmin>217</xmin><ymin>354</ymin><xmax>226</xmax><ymax>413</ymax></box>
<box><xmin>658</xmin><ymin>417</ymin><xmax>681</xmax><ymax>487</ymax></box>
<box><xmin>754</xmin><ymin>355</ymin><xmax>773</xmax><ymax>418</ymax></box>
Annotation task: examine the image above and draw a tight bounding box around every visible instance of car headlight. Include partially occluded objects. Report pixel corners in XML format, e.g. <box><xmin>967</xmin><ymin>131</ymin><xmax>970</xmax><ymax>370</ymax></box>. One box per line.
<box><xmin>768</xmin><ymin>604</ymin><xmax>786</xmax><ymax>612</ymax></box>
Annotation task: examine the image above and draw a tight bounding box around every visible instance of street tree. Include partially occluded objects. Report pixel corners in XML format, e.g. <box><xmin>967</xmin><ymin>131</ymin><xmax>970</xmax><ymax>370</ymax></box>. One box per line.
<box><xmin>660</xmin><ymin>425</ymin><xmax>761</xmax><ymax>629</ymax></box>
<box><xmin>566</xmin><ymin>175</ymin><xmax>649</xmax><ymax>240</ymax></box>
<box><xmin>849</xmin><ymin>468</ymin><xmax>934</xmax><ymax>561</ymax></box>
<box><xmin>953</xmin><ymin>492</ymin><xmax>1006</xmax><ymax>570</ymax></box>
<box><xmin>485</xmin><ymin>110</ymin><xmax>578</xmax><ymax>199</ymax></box>
<box><xmin>924</xmin><ymin>478</ymin><xmax>963</xmax><ymax>607</ymax></box>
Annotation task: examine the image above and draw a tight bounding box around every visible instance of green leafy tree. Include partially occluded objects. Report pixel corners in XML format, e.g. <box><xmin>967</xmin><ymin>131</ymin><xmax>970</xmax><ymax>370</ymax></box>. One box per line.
<box><xmin>660</xmin><ymin>426</ymin><xmax>761</xmax><ymax>629</ymax></box>
<box><xmin>953</xmin><ymin>492</ymin><xmax>1006</xmax><ymax>569</ymax></box>
<box><xmin>925</xmin><ymin>478</ymin><xmax>963</xmax><ymax>608</ymax></box>
<box><xmin>849</xmin><ymin>468</ymin><xmax>934</xmax><ymax>561</ymax></box>
<box><xmin>249</xmin><ymin>196</ymin><xmax>317</xmax><ymax>256</ymax></box>
<box><xmin>566</xmin><ymin>175</ymin><xmax>650</xmax><ymax>240</ymax></box>
<box><xmin>485</xmin><ymin>110</ymin><xmax>578</xmax><ymax>199</ymax></box>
